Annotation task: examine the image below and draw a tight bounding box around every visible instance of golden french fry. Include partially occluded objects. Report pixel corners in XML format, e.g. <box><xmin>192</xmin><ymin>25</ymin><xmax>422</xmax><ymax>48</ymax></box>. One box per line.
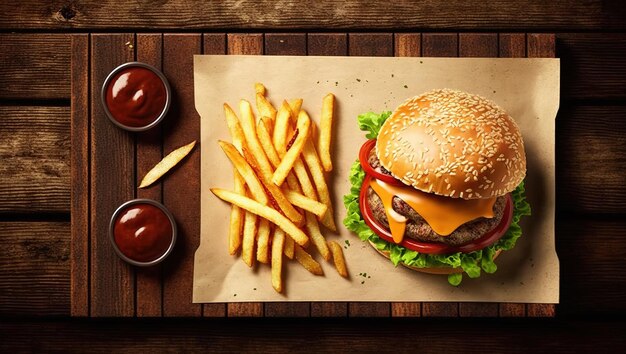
<box><xmin>239</xmin><ymin>100</ymin><xmax>275</xmax><ymax>180</ymax></box>
<box><xmin>271</xmin><ymin>110</ymin><xmax>311</xmax><ymax>186</ymax></box>
<box><xmin>219</xmin><ymin>140</ymin><xmax>268</xmax><ymax>205</ymax></box>
<box><xmin>292</xmin><ymin>158</ymin><xmax>317</xmax><ymax>200</ymax></box>
<box><xmin>223</xmin><ymin>104</ymin><xmax>246</xmax><ymax>152</ymax></box>
<box><xmin>294</xmin><ymin>245</ymin><xmax>324</xmax><ymax>275</ymax></box>
<box><xmin>288</xmin><ymin>98</ymin><xmax>303</xmax><ymax>123</ymax></box>
<box><xmin>241</xmin><ymin>208</ymin><xmax>257</xmax><ymax>267</ymax></box>
<box><xmin>271</xmin><ymin>227</ymin><xmax>285</xmax><ymax>293</ymax></box>
<box><xmin>319</xmin><ymin>93</ymin><xmax>335</xmax><ymax>172</ymax></box>
<box><xmin>283</xmin><ymin>190</ymin><xmax>327</xmax><ymax>218</ymax></box>
<box><xmin>242</xmin><ymin>147</ymin><xmax>304</xmax><ymax>226</ymax></box>
<box><xmin>228</xmin><ymin>170</ymin><xmax>245</xmax><ymax>255</ymax></box>
<box><xmin>305</xmin><ymin>212</ymin><xmax>331</xmax><ymax>261</ymax></box>
<box><xmin>256</xmin><ymin>93</ymin><xmax>276</xmax><ymax>135</ymax></box>
<box><xmin>255</xmin><ymin>82</ymin><xmax>266</xmax><ymax>96</ymax></box>
<box><xmin>211</xmin><ymin>188</ymin><xmax>309</xmax><ymax>247</ymax></box>
<box><xmin>256</xmin><ymin>218</ymin><xmax>271</xmax><ymax>264</ymax></box>
<box><xmin>328</xmin><ymin>240</ymin><xmax>348</xmax><ymax>278</ymax></box>
<box><xmin>284</xmin><ymin>236</ymin><xmax>295</xmax><ymax>259</ymax></box>
<box><xmin>272</xmin><ymin>101</ymin><xmax>293</xmax><ymax>155</ymax></box>
<box><xmin>258</xmin><ymin>119</ymin><xmax>302</xmax><ymax>193</ymax></box>
<box><xmin>302</xmin><ymin>138</ymin><xmax>336</xmax><ymax>231</ymax></box>
<box><xmin>139</xmin><ymin>140</ymin><xmax>196</xmax><ymax>188</ymax></box>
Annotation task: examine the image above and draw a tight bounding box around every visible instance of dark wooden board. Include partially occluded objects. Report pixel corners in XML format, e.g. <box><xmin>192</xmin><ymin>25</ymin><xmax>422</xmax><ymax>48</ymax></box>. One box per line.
<box><xmin>2</xmin><ymin>1</ymin><xmax>626</xmax><ymax>30</ymax></box>
<box><xmin>70</xmin><ymin>32</ymin><xmax>558</xmax><ymax>318</ymax></box>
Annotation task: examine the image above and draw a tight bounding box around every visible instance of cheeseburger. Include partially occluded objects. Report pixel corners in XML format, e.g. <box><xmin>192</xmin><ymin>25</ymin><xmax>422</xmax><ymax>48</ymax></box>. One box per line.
<box><xmin>344</xmin><ymin>89</ymin><xmax>531</xmax><ymax>285</ymax></box>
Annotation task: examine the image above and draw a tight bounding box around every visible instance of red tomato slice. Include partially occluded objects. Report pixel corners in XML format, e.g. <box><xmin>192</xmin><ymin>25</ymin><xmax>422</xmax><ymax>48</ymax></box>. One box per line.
<box><xmin>359</xmin><ymin>174</ymin><xmax>513</xmax><ymax>255</ymax></box>
<box><xmin>359</xmin><ymin>139</ymin><xmax>406</xmax><ymax>186</ymax></box>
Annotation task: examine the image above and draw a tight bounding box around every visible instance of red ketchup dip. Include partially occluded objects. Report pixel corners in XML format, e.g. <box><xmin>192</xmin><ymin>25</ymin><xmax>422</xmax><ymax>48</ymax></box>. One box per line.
<box><xmin>105</xmin><ymin>66</ymin><xmax>167</xmax><ymax>127</ymax></box>
<box><xmin>113</xmin><ymin>203</ymin><xmax>173</xmax><ymax>263</ymax></box>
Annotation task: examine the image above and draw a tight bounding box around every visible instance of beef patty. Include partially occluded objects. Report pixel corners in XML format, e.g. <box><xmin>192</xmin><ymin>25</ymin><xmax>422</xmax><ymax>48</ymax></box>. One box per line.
<box><xmin>366</xmin><ymin>152</ymin><xmax>507</xmax><ymax>246</ymax></box>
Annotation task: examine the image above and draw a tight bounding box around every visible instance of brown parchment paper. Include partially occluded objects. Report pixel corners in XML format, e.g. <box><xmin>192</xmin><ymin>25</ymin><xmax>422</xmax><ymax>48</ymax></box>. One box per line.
<box><xmin>193</xmin><ymin>55</ymin><xmax>560</xmax><ymax>303</ymax></box>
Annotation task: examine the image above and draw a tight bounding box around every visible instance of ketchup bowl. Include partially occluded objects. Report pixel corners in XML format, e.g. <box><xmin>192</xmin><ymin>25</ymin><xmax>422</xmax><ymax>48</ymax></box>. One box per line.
<box><xmin>109</xmin><ymin>199</ymin><xmax>177</xmax><ymax>267</ymax></box>
<box><xmin>101</xmin><ymin>62</ymin><xmax>171</xmax><ymax>132</ymax></box>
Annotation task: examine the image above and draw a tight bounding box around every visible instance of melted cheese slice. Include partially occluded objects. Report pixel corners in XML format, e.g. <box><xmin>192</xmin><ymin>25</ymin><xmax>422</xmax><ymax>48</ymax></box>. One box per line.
<box><xmin>369</xmin><ymin>179</ymin><xmax>496</xmax><ymax>243</ymax></box>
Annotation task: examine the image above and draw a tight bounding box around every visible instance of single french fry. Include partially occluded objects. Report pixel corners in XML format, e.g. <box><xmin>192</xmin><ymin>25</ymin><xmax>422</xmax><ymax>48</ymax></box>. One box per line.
<box><xmin>256</xmin><ymin>218</ymin><xmax>271</xmax><ymax>264</ymax></box>
<box><xmin>223</xmin><ymin>103</ymin><xmax>246</xmax><ymax>153</ymax></box>
<box><xmin>288</xmin><ymin>98</ymin><xmax>303</xmax><ymax>124</ymax></box>
<box><xmin>218</xmin><ymin>140</ymin><xmax>268</xmax><ymax>205</ymax></box>
<box><xmin>319</xmin><ymin>93</ymin><xmax>335</xmax><ymax>172</ymax></box>
<box><xmin>139</xmin><ymin>140</ymin><xmax>196</xmax><ymax>188</ymax></box>
<box><xmin>272</xmin><ymin>110</ymin><xmax>311</xmax><ymax>186</ymax></box>
<box><xmin>284</xmin><ymin>236</ymin><xmax>295</xmax><ymax>260</ymax></box>
<box><xmin>242</xmin><ymin>147</ymin><xmax>304</xmax><ymax>226</ymax></box>
<box><xmin>228</xmin><ymin>169</ymin><xmax>246</xmax><ymax>255</ymax></box>
<box><xmin>258</xmin><ymin>119</ymin><xmax>302</xmax><ymax>193</ymax></box>
<box><xmin>305</xmin><ymin>212</ymin><xmax>331</xmax><ymax>261</ymax></box>
<box><xmin>239</xmin><ymin>100</ymin><xmax>275</xmax><ymax>180</ymax></box>
<box><xmin>294</xmin><ymin>245</ymin><xmax>324</xmax><ymax>275</ymax></box>
<box><xmin>283</xmin><ymin>190</ymin><xmax>327</xmax><ymax>218</ymax></box>
<box><xmin>211</xmin><ymin>188</ymin><xmax>309</xmax><ymax>247</ymax></box>
<box><xmin>328</xmin><ymin>240</ymin><xmax>348</xmax><ymax>278</ymax></box>
<box><xmin>293</xmin><ymin>158</ymin><xmax>317</xmax><ymax>200</ymax></box>
<box><xmin>241</xmin><ymin>208</ymin><xmax>258</xmax><ymax>267</ymax></box>
<box><xmin>272</xmin><ymin>101</ymin><xmax>293</xmax><ymax>155</ymax></box>
<box><xmin>302</xmin><ymin>138</ymin><xmax>336</xmax><ymax>231</ymax></box>
<box><xmin>255</xmin><ymin>82</ymin><xmax>266</xmax><ymax>96</ymax></box>
<box><xmin>271</xmin><ymin>227</ymin><xmax>285</xmax><ymax>293</ymax></box>
<box><xmin>256</xmin><ymin>93</ymin><xmax>277</xmax><ymax>135</ymax></box>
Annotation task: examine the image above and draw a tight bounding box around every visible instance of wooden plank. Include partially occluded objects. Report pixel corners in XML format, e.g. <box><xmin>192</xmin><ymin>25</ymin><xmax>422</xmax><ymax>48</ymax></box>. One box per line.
<box><xmin>227</xmin><ymin>33</ymin><xmax>263</xmax><ymax>55</ymax></box>
<box><xmin>135</xmin><ymin>33</ymin><xmax>163</xmax><ymax>318</ymax></box>
<box><xmin>201</xmin><ymin>33</ymin><xmax>227</xmax><ymax>318</ymax></box>
<box><xmin>391</xmin><ymin>33</ymin><xmax>422</xmax><ymax>318</ymax></box>
<box><xmin>349</xmin><ymin>303</ymin><xmax>390</xmax><ymax>317</ymax></box>
<box><xmin>0</xmin><ymin>106</ymin><xmax>70</xmax><ymax>214</ymax></box>
<box><xmin>70</xmin><ymin>33</ymin><xmax>89</xmax><ymax>317</ymax></box>
<box><xmin>558</xmin><ymin>33</ymin><xmax>626</xmax><ymax>100</ymax></box>
<box><xmin>0</xmin><ymin>222</ymin><xmax>70</xmax><ymax>317</ymax></box>
<box><xmin>459</xmin><ymin>303</ymin><xmax>498</xmax><ymax>317</ymax></box>
<box><xmin>161</xmin><ymin>34</ymin><xmax>202</xmax><ymax>317</ymax></box>
<box><xmin>459</xmin><ymin>33</ymin><xmax>498</xmax><ymax>57</ymax></box>
<box><xmin>224</xmin><ymin>33</ymin><xmax>265</xmax><ymax>318</ymax></box>
<box><xmin>264</xmin><ymin>302</ymin><xmax>310</xmax><ymax>317</ymax></box>
<box><xmin>308</xmin><ymin>33</ymin><xmax>347</xmax><ymax>56</ymax></box>
<box><xmin>499</xmin><ymin>303</ymin><xmax>526</xmax><ymax>317</ymax></box>
<box><xmin>306</xmin><ymin>32</ymin><xmax>349</xmax><ymax>318</ymax></box>
<box><xmin>499</xmin><ymin>33</ymin><xmax>526</xmax><ymax>58</ymax></box>
<box><xmin>394</xmin><ymin>33</ymin><xmax>421</xmax><ymax>57</ymax></box>
<box><xmin>2</xmin><ymin>2</ymin><xmax>625</xmax><ymax>30</ymax></box>
<box><xmin>526</xmin><ymin>33</ymin><xmax>556</xmax><ymax>318</ymax></box>
<box><xmin>422</xmin><ymin>33</ymin><xmax>458</xmax><ymax>57</ymax></box>
<box><xmin>391</xmin><ymin>303</ymin><xmax>421</xmax><ymax>317</ymax></box>
<box><xmin>348</xmin><ymin>33</ymin><xmax>393</xmax><ymax>56</ymax></box>
<box><xmin>0</xmin><ymin>34</ymin><xmax>70</xmax><ymax>100</ymax></box>
<box><xmin>558</xmin><ymin>105</ymin><xmax>626</xmax><ymax>214</ymax></box>
<box><xmin>90</xmin><ymin>33</ymin><xmax>135</xmax><ymax>318</ymax></box>
<box><xmin>421</xmin><ymin>33</ymin><xmax>459</xmax><ymax>318</ymax></box>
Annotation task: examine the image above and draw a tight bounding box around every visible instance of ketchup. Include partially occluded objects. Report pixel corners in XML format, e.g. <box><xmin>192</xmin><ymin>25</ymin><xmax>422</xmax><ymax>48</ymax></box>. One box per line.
<box><xmin>113</xmin><ymin>203</ymin><xmax>173</xmax><ymax>262</ymax></box>
<box><xmin>105</xmin><ymin>66</ymin><xmax>167</xmax><ymax>127</ymax></box>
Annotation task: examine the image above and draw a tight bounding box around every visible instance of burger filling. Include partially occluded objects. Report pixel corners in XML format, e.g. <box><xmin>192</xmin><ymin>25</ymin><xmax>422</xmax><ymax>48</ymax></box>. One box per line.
<box><xmin>367</xmin><ymin>152</ymin><xmax>506</xmax><ymax>246</ymax></box>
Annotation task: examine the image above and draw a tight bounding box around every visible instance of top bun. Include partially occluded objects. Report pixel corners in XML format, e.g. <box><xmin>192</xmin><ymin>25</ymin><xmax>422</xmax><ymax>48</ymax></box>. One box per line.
<box><xmin>376</xmin><ymin>89</ymin><xmax>526</xmax><ymax>199</ymax></box>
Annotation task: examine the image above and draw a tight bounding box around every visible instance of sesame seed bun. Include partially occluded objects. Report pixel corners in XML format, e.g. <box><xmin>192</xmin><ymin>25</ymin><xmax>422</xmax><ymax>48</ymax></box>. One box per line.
<box><xmin>376</xmin><ymin>89</ymin><xmax>526</xmax><ymax>200</ymax></box>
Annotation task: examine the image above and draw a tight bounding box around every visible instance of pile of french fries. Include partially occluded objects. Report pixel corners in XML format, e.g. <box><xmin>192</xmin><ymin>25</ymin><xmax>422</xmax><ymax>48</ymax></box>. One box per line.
<box><xmin>211</xmin><ymin>83</ymin><xmax>348</xmax><ymax>293</ymax></box>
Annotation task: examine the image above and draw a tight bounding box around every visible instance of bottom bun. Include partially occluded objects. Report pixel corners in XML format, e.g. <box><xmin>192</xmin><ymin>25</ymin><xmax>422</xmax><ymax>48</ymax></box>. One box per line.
<box><xmin>368</xmin><ymin>240</ymin><xmax>502</xmax><ymax>275</ymax></box>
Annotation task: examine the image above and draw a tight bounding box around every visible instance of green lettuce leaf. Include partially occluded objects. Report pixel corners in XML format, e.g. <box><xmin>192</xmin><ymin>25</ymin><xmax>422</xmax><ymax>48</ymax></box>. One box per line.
<box><xmin>342</xmin><ymin>111</ymin><xmax>532</xmax><ymax>285</ymax></box>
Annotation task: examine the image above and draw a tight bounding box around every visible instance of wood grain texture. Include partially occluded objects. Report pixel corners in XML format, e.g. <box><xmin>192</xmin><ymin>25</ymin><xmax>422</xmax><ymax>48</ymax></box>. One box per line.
<box><xmin>0</xmin><ymin>106</ymin><xmax>70</xmax><ymax>214</ymax></box>
<box><xmin>459</xmin><ymin>303</ymin><xmax>499</xmax><ymax>317</ymax></box>
<box><xmin>499</xmin><ymin>303</ymin><xmax>526</xmax><ymax>317</ymax></box>
<box><xmin>226</xmin><ymin>303</ymin><xmax>264</xmax><ymax>317</ymax></box>
<box><xmin>308</xmin><ymin>33</ymin><xmax>347</xmax><ymax>56</ymax></box>
<box><xmin>264</xmin><ymin>303</ymin><xmax>310</xmax><ymax>317</ymax></box>
<box><xmin>348</xmin><ymin>33</ymin><xmax>393</xmax><ymax>56</ymax></box>
<box><xmin>422</xmin><ymin>33</ymin><xmax>458</xmax><ymax>57</ymax></box>
<box><xmin>265</xmin><ymin>33</ymin><xmax>306</xmax><ymax>55</ymax></box>
<box><xmin>459</xmin><ymin>33</ymin><xmax>498</xmax><ymax>57</ymax></box>
<box><xmin>161</xmin><ymin>34</ymin><xmax>202</xmax><ymax>317</ymax></box>
<box><xmin>499</xmin><ymin>33</ymin><xmax>526</xmax><ymax>58</ymax></box>
<box><xmin>394</xmin><ymin>33</ymin><xmax>421</xmax><ymax>57</ymax></box>
<box><xmin>0</xmin><ymin>222</ymin><xmax>70</xmax><ymax>317</ymax></box>
<box><xmin>311</xmin><ymin>303</ymin><xmax>348</xmax><ymax>317</ymax></box>
<box><xmin>349</xmin><ymin>303</ymin><xmax>390</xmax><ymax>317</ymax></box>
<box><xmin>135</xmin><ymin>34</ymin><xmax>164</xmax><ymax>318</ymax></box>
<box><xmin>0</xmin><ymin>34</ymin><xmax>70</xmax><ymax>100</ymax></box>
<box><xmin>2</xmin><ymin>1</ymin><xmax>626</xmax><ymax>30</ymax></box>
<box><xmin>70</xmin><ymin>34</ymin><xmax>89</xmax><ymax>317</ymax></box>
<box><xmin>391</xmin><ymin>302</ymin><xmax>421</xmax><ymax>317</ymax></box>
<box><xmin>559</xmin><ymin>33</ymin><xmax>626</xmax><ymax>100</ymax></box>
<box><xmin>89</xmin><ymin>33</ymin><xmax>135</xmax><ymax>318</ymax></box>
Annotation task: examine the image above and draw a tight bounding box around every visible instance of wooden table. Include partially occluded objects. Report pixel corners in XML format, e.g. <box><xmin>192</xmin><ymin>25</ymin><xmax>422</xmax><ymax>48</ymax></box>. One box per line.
<box><xmin>1</xmin><ymin>1</ymin><xmax>626</xmax><ymax>351</ymax></box>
